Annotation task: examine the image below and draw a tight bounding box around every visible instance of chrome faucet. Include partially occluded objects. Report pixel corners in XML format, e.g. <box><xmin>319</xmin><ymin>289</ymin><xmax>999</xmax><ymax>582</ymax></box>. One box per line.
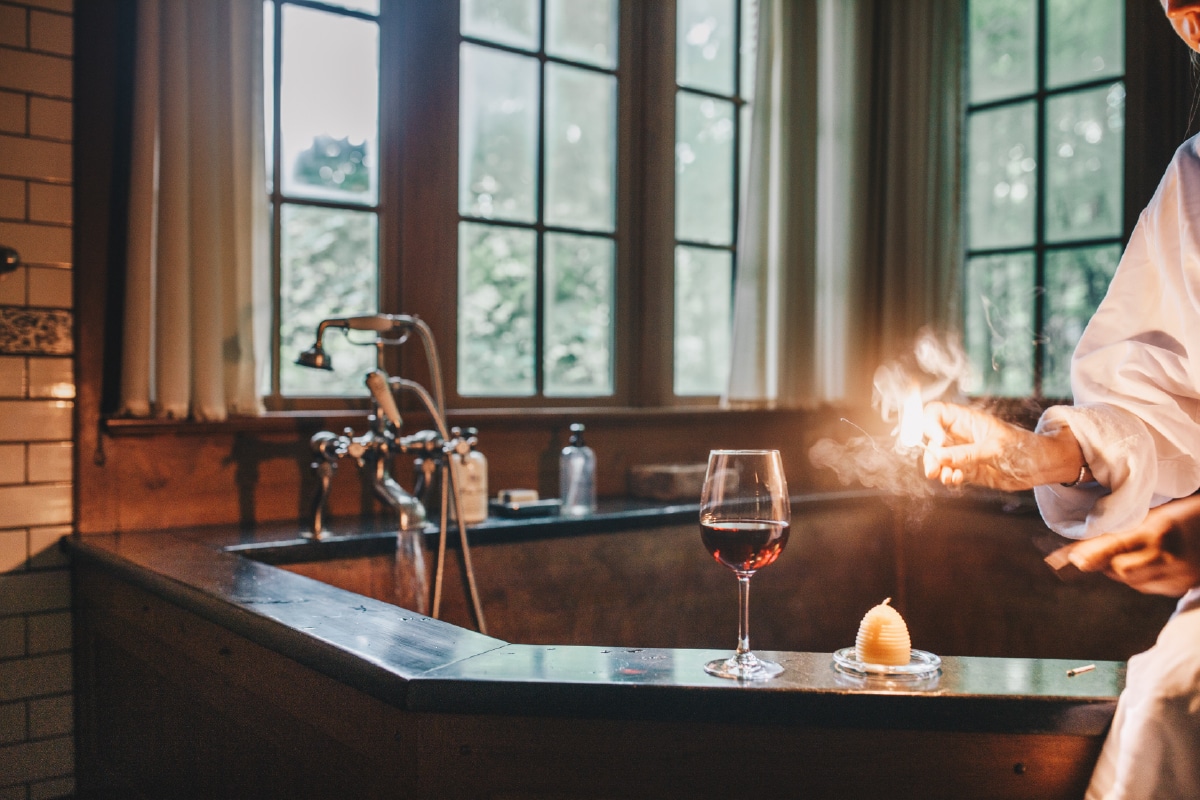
<box><xmin>299</xmin><ymin>315</ymin><xmax>430</xmax><ymax>538</ymax></box>
<box><xmin>295</xmin><ymin>314</ymin><xmax>487</xmax><ymax>633</ymax></box>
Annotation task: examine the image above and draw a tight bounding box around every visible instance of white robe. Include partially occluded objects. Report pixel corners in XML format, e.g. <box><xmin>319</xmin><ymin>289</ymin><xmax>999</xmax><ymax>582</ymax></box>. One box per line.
<box><xmin>1032</xmin><ymin>136</ymin><xmax>1200</xmax><ymax>799</ymax></box>
<box><xmin>1035</xmin><ymin>135</ymin><xmax>1200</xmax><ymax>541</ymax></box>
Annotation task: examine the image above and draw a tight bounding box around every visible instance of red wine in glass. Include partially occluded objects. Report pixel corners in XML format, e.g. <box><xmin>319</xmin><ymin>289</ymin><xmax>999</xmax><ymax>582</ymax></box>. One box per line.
<box><xmin>701</xmin><ymin>521</ymin><xmax>789</xmax><ymax>574</ymax></box>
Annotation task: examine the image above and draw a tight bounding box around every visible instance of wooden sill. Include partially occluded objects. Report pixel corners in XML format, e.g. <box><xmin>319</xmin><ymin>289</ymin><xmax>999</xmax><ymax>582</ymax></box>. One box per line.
<box><xmin>101</xmin><ymin>403</ymin><xmax>843</xmax><ymax>438</ymax></box>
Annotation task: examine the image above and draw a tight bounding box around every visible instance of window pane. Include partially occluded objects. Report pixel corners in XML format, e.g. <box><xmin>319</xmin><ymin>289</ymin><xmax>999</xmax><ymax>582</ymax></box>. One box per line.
<box><xmin>969</xmin><ymin>0</ymin><xmax>1037</xmax><ymax>104</ymax></box>
<box><xmin>1046</xmin><ymin>83</ymin><xmax>1125</xmax><ymax>243</ymax></box>
<box><xmin>1042</xmin><ymin>245</ymin><xmax>1120</xmax><ymax>397</ymax></box>
<box><xmin>458</xmin><ymin>222</ymin><xmax>537</xmax><ymax>396</ymax></box>
<box><xmin>1047</xmin><ymin>0</ymin><xmax>1123</xmax><ymax>89</ymax></box>
<box><xmin>280</xmin><ymin>6</ymin><xmax>378</xmax><ymax>204</ymax></box>
<box><xmin>676</xmin><ymin>92</ymin><xmax>735</xmax><ymax>245</ymax></box>
<box><xmin>544</xmin><ymin>65</ymin><xmax>616</xmax><ymax>232</ymax></box>
<box><xmin>460</xmin><ymin>44</ymin><xmax>539</xmax><ymax>223</ymax></box>
<box><xmin>968</xmin><ymin>101</ymin><xmax>1036</xmax><ymax>250</ymax></box>
<box><xmin>677</xmin><ymin>0</ymin><xmax>735</xmax><ymax>94</ymax></box>
<box><xmin>675</xmin><ymin>246</ymin><xmax>732</xmax><ymax>396</ymax></box>
<box><xmin>546</xmin><ymin>0</ymin><xmax>617</xmax><ymax>69</ymax></box>
<box><xmin>544</xmin><ymin>233</ymin><xmax>615</xmax><ymax>397</ymax></box>
<box><xmin>280</xmin><ymin>205</ymin><xmax>378</xmax><ymax>396</ymax></box>
<box><xmin>461</xmin><ymin>0</ymin><xmax>539</xmax><ymax>51</ymax></box>
<box><xmin>964</xmin><ymin>253</ymin><xmax>1035</xmax><ymax>397</ymax></box>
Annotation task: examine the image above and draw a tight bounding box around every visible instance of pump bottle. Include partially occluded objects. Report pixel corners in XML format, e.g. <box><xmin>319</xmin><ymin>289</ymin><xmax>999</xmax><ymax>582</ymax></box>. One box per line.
<box><xmin>449</xmin><ymin>427</ymin><xmax>488</xmax><ymax>524</ymax></box>
<box><xmin>559</xmin><ymin>423</ymin><xmax>596</xmax><ymax>516</ymax></box>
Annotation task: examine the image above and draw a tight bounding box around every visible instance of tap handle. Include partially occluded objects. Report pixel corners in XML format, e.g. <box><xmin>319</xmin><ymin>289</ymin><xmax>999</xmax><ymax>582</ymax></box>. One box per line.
<box><xmin>366</xmin><ymin>369</ymin><xmax>402</xmax><ymax>428</ymax></box>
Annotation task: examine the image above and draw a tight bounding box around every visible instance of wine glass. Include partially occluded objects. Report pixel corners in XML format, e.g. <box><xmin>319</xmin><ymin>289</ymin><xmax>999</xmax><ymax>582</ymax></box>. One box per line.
<box><xmin>700</xmin><ymin>449</ymin><xmax>791</xmax><ymax>680</ymax></box>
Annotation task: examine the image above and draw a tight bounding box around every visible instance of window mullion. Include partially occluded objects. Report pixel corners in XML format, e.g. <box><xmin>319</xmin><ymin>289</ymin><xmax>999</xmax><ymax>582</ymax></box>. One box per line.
<box><xmin>1033</xmin><ymin>0</ymin><xmax>1049</xmax><ymax>397</ymax></box>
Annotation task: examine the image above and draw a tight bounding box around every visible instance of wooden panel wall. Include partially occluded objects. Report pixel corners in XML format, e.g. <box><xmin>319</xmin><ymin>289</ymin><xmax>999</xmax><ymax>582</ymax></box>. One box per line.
<box><xmin>78</xmin><ymin>405</ymin><xmax>869</xmax><ymax>533</ymax></box>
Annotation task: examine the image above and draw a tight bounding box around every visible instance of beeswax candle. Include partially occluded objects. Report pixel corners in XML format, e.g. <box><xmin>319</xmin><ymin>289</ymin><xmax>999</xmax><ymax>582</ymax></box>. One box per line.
<box><xmin>854</xmin><ymin>598</ymin><xmax>911</xmax><ymax>666</ymax></box>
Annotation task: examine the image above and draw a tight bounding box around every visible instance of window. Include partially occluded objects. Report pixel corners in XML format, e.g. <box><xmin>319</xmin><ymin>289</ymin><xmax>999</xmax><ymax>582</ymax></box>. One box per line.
<box><xmin>263</xmin><ymin>0</ymin><xmax>756</xmax><ymax>407</ymax></box>
<box><xmin>673</xmin><ymin>0</ymin><xmax>756</xmax><ymax>396</ymax></box>
<box><xmin>457</xmin><ymin>0</ymin><xmax>619</xmax><ymax>398</ymax></box>
<box><xmin>964</xmin><ymin>0</ymin><xmax>1125</xmax><ymax>398</ymax></box>
<box><xmin>266</xmin><ymin>0</ymin><xmax>384</xmax><ymax>397</ymax></box>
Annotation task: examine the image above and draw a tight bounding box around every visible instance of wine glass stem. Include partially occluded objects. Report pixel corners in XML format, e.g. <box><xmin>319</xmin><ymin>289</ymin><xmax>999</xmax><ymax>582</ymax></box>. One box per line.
<box><xmin>736</xmin><ymin>575</ymin><xmax>751</xmax><ymax>656</ymax></box>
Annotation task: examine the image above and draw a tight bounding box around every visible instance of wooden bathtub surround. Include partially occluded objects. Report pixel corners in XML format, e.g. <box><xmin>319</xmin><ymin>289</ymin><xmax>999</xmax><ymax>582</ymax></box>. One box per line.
<box><xmin>67</xmin><ymin>493</ymin><xmax>1172</xmax><ymax>799</ymax></box>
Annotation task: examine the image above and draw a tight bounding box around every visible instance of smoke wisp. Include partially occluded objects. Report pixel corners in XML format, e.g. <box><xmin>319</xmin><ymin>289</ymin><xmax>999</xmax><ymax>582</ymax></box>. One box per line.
<box><xmin>808</xmin><ymin>329</ymin><xmax>973</xmax><ymax>501</ymax></box>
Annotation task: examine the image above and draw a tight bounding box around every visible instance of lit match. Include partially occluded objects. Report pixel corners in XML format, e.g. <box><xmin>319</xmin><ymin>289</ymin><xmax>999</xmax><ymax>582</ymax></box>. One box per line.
<box><xmin>897</xmin><ymin>383</ymin><xmax>926</xmax><ymax>451</ymax></box>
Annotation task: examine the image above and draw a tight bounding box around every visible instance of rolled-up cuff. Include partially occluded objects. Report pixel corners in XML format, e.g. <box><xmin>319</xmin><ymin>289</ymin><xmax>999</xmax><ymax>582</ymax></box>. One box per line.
<box><xmin>1033</xmin><ymin>404</ymin><xmax>1156</xmax><ymax>538</ymax></box>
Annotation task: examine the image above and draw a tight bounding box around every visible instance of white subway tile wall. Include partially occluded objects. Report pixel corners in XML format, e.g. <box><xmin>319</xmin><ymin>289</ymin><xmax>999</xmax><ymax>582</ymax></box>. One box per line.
<box><xmin>0</xmin><ymin>1</ymin><xmax>76</xmax><ymax>795</ymax></box>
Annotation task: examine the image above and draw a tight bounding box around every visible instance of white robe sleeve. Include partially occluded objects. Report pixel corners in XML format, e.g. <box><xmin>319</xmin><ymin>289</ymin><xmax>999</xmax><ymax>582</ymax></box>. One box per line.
<box><xmin>1034</xmin><ymin>136</ymin><xmax>1200</xmax><ymax>538</ymax></box>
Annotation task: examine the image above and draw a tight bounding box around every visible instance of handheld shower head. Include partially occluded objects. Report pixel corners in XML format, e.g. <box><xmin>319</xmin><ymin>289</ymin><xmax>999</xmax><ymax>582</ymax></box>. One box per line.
<box><xmin>0</xmin><ymin>245</ymin><xmax>19</xmax><ymax>276</ymax></box>
<box><xmin>295</xmin><ymin>314</ymin><xmax>421</xmax><ymax>371</ymax></box>
<box><xmin>296</xmin><ymin>342</ymin><xmax>333</xmax><ymax>370</ymax></box>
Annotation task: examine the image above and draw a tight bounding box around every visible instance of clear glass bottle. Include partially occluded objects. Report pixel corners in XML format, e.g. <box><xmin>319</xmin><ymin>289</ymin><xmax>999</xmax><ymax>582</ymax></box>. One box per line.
<box><xmin>559</xmin><ymin>423</ymin><xmax>596</xmax><ymax>516</ymax></box>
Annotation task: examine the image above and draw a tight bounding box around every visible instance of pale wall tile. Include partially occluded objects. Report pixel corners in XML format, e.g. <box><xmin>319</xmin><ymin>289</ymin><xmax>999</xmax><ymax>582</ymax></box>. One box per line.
<box><xmin>0</xmin><ymin>617</ymin><xmax>24</xmax><ymax>660</ymax></box>
<box><xmin>0</xmin><ymin>5</ymin><xmax>27</xmax><ymax>49</ymax></box>
<box><xmin>0</xmin><ymin>444</ymin><xmax>24</xmax><ymax>484</ymax></box>
<box><xmin>0</xmin><ymin>135</ymin><xmax>71</xmax><ymax>183</ymax></box>
<box><xmin>26</xmin><ymin>358</ymin><xmax>71</xmax><ymax>399</ymax></box>
<box><xmin>20</xmin><ymin>0</ymin><xmax>73</xmax><ymax>13</ymax></box>
<box><xmin>0</xmin><ymin>528</ymin><xmax>23</xmax><ymax>573</ymax></box>
<box><xmin>0</xmin><ymin>178</ymin><xmax>24</xmax><ymax>220</ymax></box>
<box><xmin>0</xmin><ymin>223</ymin><xmax>71</xmax><ymax>267</ymax></box>
<box><xmin>28</xmin><ymin>97</ymin><xmax>70</xmax><ymax>141</ymax></box>
<box><xmin>0</xmin><ymin>401</ymin><xmax>71</xmax><ymax>442</ymax></box>
<box><xmin>26</xmin><ymin>611</ymin><xmax>69</xmax><ymax>654</ymax></box>
<box><xmin>0</xmin><ymin>49</ymin><xmax>72</xmax><ymax>99</ymax></box>
<box><xmin>0</xmin><ymin>734</ymin><xmax>74</xmax><ymax>785</ymax></box>
<box><xmin>0</xmin><ymin>90</ymin><xmax>24</xmax><ymax>135</ymax></box>
<box><xmin>28</xmin><ymin>183</ymin><xmax>69</xmax><ymax>225</ymax></box>
<box><xmin>27</xmin><ymin>443</ymin><xmax>70</xmax><ymax>483</ymax></box>
<box><xmin>0</xmin><ymin>484</ymin><xmax>70</xmax><ymax>528</ymax></box>
<box><xmin>27</xmin><ymin>695</ymin><xmax>70</xmax><ymax>740</ymax></box>
<box><xmin>0</xmin><ymin>570</ymin><xmax>69</xmax><ymax>617</ymax></box>
<box><xmin>0</xmin><ymin>357</ymin><xmax>24</xmax><ymax>398</ymax></box>
<box><xmin>0</xmin><ymin>785</ymin><xmax>26</xmax><ymax>800</ymax></box>
<box><xmin>0</xmin><ymin>653</ymin><xmax>72</xmax><ymax>704</ymax></box>
<box><xmin>30</xmin><ymin>11</ymin><xmax>71</xmax><ymax>57</ymax></box>
<box><xmin>27</xmin><ymin>266</ymin><xmax>71</xmax><ymax>306</ymax></box>
<box><xmin>27</xmin><ymin>525</ymin><xmax>68</xmax><ymax>569</ymax></box>
<box><xmin>0</xmin><ymin>701</ymin><xmax>26</xmax><ymax>745</ymax></box>
<box><xmin>30</xmin><ymin>776</ymin><xmax>74</xmax><ymax>800</ymax></box>
<box><xmin>0</xmin><ymin>267</ymin><xmax>25</xmax><ymax>305</ymax></box>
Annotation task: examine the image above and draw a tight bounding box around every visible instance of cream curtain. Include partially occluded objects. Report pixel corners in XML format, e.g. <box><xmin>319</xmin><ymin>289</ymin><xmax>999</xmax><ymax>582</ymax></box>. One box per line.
<box><xmin>726</xmin><ymin>0</ymin><xmax>964</xmax><ymax>407</ymax></box>
<box><xmin>121</xmin><ymin>0</ymin><xmax>269</xmax><ymax>420</ymax></box>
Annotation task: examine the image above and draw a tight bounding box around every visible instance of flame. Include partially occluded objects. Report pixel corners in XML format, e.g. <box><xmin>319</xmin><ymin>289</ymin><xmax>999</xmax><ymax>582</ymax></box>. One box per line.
<box><xmin>897</xmin><ymin>383</ymin><xmax>924</xmax><ymax>450</ymax></box>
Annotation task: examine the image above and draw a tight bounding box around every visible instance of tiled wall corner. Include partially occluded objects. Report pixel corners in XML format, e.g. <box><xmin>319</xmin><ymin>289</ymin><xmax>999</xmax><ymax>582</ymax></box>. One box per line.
<box><xmin>0</xmin><ymin>1</ymin><xmax>76</xmax><ymax>797</ymax></box>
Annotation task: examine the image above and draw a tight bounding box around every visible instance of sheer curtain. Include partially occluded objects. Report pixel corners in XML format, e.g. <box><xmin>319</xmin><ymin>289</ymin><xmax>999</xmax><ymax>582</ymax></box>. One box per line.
<box><xmin>121</xmin><ymin>0</ymin><xmax>269</xmax><ymax>420</ymax></box>
<box><xmin>726</xmin><ymin>0</ymin><xmax>964</xmax><ymax>407</ymax></box>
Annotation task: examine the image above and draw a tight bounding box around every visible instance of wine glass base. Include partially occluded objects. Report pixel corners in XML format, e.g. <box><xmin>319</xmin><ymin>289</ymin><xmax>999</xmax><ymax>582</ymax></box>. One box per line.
<box><xmin>704</xmin><ymin>653</ymin><xmax>783</xmax><ymax>681</ymax></box>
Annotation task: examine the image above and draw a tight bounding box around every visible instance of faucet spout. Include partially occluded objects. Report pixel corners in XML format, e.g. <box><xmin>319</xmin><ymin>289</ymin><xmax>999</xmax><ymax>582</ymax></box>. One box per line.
<box><xmin>373</xmin><ymin>469</ymin><xmax>427</xmax><ymax>532</ymax></box>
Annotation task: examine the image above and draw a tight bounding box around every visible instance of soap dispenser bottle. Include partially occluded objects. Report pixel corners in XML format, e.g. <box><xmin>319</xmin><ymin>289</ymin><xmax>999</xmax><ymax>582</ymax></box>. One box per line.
<box><xmin>560</xmin><ymin>423</ymin><xmax>596</xmax><ymax>516</ymax></box>
<box><xmin>449</xmin><ymin>427</ymin><xmax>489</xmax><ymax>524</ymax></box>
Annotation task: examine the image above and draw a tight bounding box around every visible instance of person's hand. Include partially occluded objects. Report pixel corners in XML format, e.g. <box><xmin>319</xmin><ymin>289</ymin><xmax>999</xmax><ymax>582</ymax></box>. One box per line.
<box><xmin>1065</xmin><ymin>495</ymin><xmax>1200</xmax><ymax>597</ymax></box>
<box><xmin>921</xmin><ymin>402</ymin><xmax>1063</xmax><ymax>491</ymax></box>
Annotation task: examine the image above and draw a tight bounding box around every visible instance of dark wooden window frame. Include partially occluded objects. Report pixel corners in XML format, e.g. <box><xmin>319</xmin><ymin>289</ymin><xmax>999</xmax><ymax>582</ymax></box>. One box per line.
<box><xmin>266</xmin><ymin>0</ymin><xmax>692</xmax><ymax>411</ymax></box>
